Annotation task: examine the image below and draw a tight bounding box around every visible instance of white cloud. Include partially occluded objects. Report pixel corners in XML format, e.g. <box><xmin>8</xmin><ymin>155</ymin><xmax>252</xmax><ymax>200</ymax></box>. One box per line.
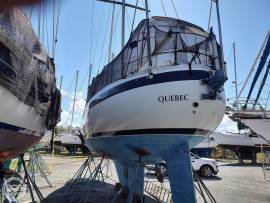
<box><xmin>216</xmin><ymin>115</ymin><xmax>238</xmax><ymax>133</ymax></box>
<box><xmin>58</xmin><ymin>90</ymin><xmax>87</xmax><ymax>127</ymax></box>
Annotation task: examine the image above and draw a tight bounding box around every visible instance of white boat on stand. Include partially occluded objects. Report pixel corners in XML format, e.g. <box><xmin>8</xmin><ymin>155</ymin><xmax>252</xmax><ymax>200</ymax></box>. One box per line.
<box><xmin>0</xmin><ymin>8</ymin><xmax>61</xmax><ymax>162</ymax></box>
<box><xmin>228</xmin><ymin>30</ymin><xmax>270</xmax><ymax>144</ymax></box>
<box><xmin>83</xmin><ymin>1</ymin><xmax>226</xmax><ymax>202</ymax></box>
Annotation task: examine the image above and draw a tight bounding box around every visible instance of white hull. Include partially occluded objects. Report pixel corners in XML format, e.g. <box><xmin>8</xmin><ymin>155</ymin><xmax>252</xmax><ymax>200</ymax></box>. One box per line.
<box><xmin>241</xmin><ymin>119</ymin><xmax>270</xmax><ymax>142</ymax></box>
<box><xmin>194</xmin><ymin>132</ymin><xmax>266</xmax><ymax>149</ymax></box>
<box><xmin>84</xmin><ymin>66</ymin><xmax>225</xmax><ymax>154</ymax></box>
<box><xmin>232</xmin><ymin>111</ymin><xmax>270</xmax><ymax>143</ymax></box>
<box><xmin>0</xmin><ymin>85</ymin><xmax>46</xmax><ymax>161</ymax></box>
<box><xmin>0</xmin><ymin>85</ymin><xmax>45</xmax><ymax>134</ymax></box>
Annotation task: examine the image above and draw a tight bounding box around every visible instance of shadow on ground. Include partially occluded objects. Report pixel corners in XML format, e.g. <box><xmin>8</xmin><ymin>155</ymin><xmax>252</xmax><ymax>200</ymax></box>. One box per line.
<box><xmin>43</xmin><ymin>179</ymin><xmax>158</xmax><ymax>203</ymax></box>
<box><xmin>219</xmin><ymin>163</ymin><xmax>262</xmax><ymax>167</ymax></box>
<box><xmin>199</xmin><ymin>176</ymin><xmax>222</xmax><ymax>181</ymax></box>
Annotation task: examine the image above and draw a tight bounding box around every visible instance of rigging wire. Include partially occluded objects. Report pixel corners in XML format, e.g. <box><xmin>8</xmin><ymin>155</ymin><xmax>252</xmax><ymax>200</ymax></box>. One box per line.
<box><xmin>44</xmin><ymin>4</ymin><xmax>50</xmax><ymax>53</ymax></box>
<box><xmin>42</xmin><ymin>0</ymin><xmax>45</xmax><ymax>44</ymax></box>
<box><xmin>97</xmin><ymin>6</ymin><xmax>112</xmax><ymax>72</ymax></box>
<box><xmin>126</xmin><ymin>9</ymin><xmax>132</xmax><ymax>37</ymax></box>
<box><xmin>89</xmin><ymin>0</ymin><xmax>95</xmax><ymax>65</ymax></box>
<box><xmin>52</xmin><ymin>0</ymin><xmax>62</xmax><ymax>59</ymax></box>
<box><xmin>160</xmin><ymin>0</ymin><xmax>167</xmax><ymax>17</ymax></box>
<box><xmin>104</xmin><ymin>7</ymin><xmax>123</xmax><ymax>68</ymax></box>
<box><xmin>131</xmin><ymin>0</ymin><xmax>139</xmax><ymax>32</ymax></box>
<box><xmin>170</xmin><ymin>0</ymin><xmax>180</xmax><ymax>20</ymax></box>
<box><xmin>91</xmin><ymin>3</ymin><xmax>106</xmax><ymax>67</ymax></box>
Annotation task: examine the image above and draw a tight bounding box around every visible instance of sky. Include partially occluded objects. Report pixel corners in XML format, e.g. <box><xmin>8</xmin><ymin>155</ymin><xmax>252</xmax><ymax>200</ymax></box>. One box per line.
<box><xmin>29</xmin><ymin>0</ymin><xmax>270</xmax><ymax>131</ymax></box>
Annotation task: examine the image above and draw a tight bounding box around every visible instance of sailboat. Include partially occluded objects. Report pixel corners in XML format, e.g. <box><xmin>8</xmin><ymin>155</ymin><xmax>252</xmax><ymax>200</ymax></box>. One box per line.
<box><xmin>83</xmin><ymin>1</ymin><xmax>226</xmax><ymax>202</ymax></box>
<box><xmin>228</xmin><ymin>30</ymin><xmax>270</xmax><ymax>143</ymax></box>
<box><xmin>0</xmin><ymin>8</ymin><xmax>61</xmax><ymax>162</ymax></box>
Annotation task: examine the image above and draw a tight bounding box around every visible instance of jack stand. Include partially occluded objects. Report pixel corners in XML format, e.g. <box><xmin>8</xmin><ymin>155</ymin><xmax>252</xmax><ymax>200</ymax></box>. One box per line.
<box><xmin>112</xmin><ymin>155</ymin><xmax>145</xmax><ymax>203</ymax></box>
<box><xmin>66</xmin><ymin>155</ymin><xmax>106</xmax><ymax>203</ymax></box>
<box><xmin>29</xmin><ymin>148</ymin><xmax>53</xmax><ymax>187</ymax></box>
<box><xmin>193</xmin><ymin>171</ymin><xmax>216</xmax><ymax>203</ymax></box>
<box><xmin>103</xmin><ymin>158</ymin><xmax>113</xmax><ymax>178</ymax></box>
<box><xmin>0</xmin><ymin>164</ymin><xmax>17</xmax><ymax>203</ymax></box>
<box><xmin>70</xmin><ymin>154</ymin><xmax>96</xmax><ymax>180</ymax></box>
<box><xmin>19</xmin><ymin>154</ymin><xmax>44</xmax><ymax>202</ymax></box>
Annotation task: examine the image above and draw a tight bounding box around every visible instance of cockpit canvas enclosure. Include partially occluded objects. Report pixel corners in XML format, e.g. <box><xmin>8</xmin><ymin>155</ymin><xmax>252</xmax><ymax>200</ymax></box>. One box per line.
<box><xmin>87</xmin><ymin>16</ymin><xmax>223</xmax><ymax>101</ymax></box>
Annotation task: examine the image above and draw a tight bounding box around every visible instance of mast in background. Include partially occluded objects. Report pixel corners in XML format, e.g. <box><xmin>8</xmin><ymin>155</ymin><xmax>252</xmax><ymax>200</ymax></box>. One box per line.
<box><xmin>233</xmin><ymin>42</ymin><xmax>239</xmax><ymax>110</ymax></box>
<box><xmin>70</xmin><ymin>70</ymin><xmax>79</xmax><ymax>129</ymax></box>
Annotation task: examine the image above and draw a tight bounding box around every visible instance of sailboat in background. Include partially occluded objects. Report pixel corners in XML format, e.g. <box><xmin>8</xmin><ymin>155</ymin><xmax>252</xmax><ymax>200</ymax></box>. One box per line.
<box><xmin>83</xmin><ymin>0</ymin><xmax>226</xmax><ymax>202</ymax></box>
<box><xmin>0</xmin><ymin>7</ymin><xmax>61</xmax><ymax>162</ymax></box>
<box><xmin>228</xmin><ymin>30</ymin><xmax>270</xmax><ymax>143</ymax></box>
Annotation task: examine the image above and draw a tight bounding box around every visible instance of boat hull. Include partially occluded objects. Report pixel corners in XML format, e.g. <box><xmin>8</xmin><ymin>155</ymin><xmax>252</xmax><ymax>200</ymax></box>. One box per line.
<box><xmin>232</xmin><ymin>111</ymin><xmax>270</xmax><ymax>143</ymax></box>
<box><xmin>0</xmin><ymin>85</ymin><xmax>45</xmax><ymax>162</ymax></box>
<box><xmin>84</xmin><ymin>68</ymin><xmax>225</xmax><ymax>163</ymax></box>
<box><xmin>86</xmin><ymin>134</ymin><xmax>205</xmax><ymax>163</ymax></box>
<box><xmin>241</xmin><ymin>118</ymin><xmax>270</xmax><ymax>142</ymax></box>
<box><xmin>0</xmin><ymin>126</ymin><xmax>41</xmax><ymax>162</ymax></box>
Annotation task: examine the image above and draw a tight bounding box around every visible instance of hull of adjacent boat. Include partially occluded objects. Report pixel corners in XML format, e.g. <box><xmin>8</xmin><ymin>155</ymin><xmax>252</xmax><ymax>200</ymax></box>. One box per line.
<box><xmin>84</xmin><ymin>68</ymin><xmax>225</xmax><ymax>163</ymax></box>
<box><xmin>241</xmin><ymin>118</ymin><xmax>270</xmax><ymax>142</ymax></box>
<box><xmin>232</xmin><ymin>111</ymin><xmax>270</xmax><ymax>143</ymax></box>
<box><xmin>0</xmin><ymin>85</ymin><xmax>45</xmax><ymax>162</ymax></box>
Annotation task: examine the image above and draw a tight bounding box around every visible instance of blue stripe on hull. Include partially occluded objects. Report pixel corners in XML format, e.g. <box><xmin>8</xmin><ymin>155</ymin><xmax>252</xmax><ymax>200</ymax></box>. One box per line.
<box><xmin>92</xmin><ymin>128</ymin><xmax>211</xmax><ymax>137</ymax></box>
<box><xmin>0</xmin><ymin>122</ymin><xmax>37</xmax><ymax>135</ymax></box>
<box><xmin>89</xmin><ymin>70</ymin><xmax>210</xmax><ymax>108</ymax></box>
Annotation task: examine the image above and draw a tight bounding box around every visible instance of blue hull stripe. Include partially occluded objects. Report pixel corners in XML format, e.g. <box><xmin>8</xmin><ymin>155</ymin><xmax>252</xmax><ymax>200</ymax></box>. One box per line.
<box><xmin>0</xmin><ymin>122</ymin><xmax>37</xmax><ymax>135</ymax></box>
<box><xmin>89</xmin><ymin>70</ymin><xmax>209</xmax><ymax>108</ymax></box>
<box><xmin>92</xmin><ymin>128</ymin><xmax>211</xmax><ymax>137</ymax></box>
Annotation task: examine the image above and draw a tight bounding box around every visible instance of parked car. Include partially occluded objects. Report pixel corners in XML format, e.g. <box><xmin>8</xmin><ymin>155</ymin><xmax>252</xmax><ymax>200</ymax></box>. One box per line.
<box><xmin>146</xmin><ymin>153</ymin><xmax>219</xmax><ymax>179</ymax></box>
<box><xmin>191</xmin><ymin>152</ymin><xmax>219</xmax><ymax>177</ymax></box>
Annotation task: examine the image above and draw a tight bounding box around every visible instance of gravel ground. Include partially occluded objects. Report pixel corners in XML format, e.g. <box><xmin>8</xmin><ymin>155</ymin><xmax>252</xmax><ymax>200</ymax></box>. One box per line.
<box><xmin>13</xmin><ymin>155</ymin><xmax>270</xmax><ymax>203</ymax></box>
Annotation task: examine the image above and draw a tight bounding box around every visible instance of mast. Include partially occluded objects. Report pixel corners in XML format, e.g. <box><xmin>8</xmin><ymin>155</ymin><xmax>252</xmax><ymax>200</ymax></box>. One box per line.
<box><xmin>52</xmin><ymin>75</ymin><xmax>63</xmax><ymax>156</ymax></box>
<box><xmin>214</xmin><ymin>0</ymin><xmax>225</xmax><ymax>69</ymax></box>
<box><xmin>144</xmin><ymin>0</ymin><xmax>152</xmax><ymax>67</ymax></box>
<box><xmin>97</xmin><ymin>0</ymin><xmax>148</xmax><ymax>78</ymax></box>
<box><xmin>88</xmin><ymin>64</ymin><xmax>93</xmax><ymax>87</ymax></box>
<box><xmin>121</xmin><ymin>0</ymin><xmax>126</xmax><ymax>78</ymax></box>
<box><xmin>71</xmin><ymin>70</ymin><xmax>79</xmax><ymax>129</ymax></box>
<box><xmin>59</xmin><ymin>75</ymin><xmax>63</xmax><ymax>92</ymax></box>
<box><xmin>108</xmin><ymin>4</ymin><xmax>115</xmax><ymax>63</ymax></box>
<box><xmin>233</xmin><ymin>42</ymin><xmax>239</xmax><ymax>110</ymax></box>
<box><xmin>239</xmin><ymin>30</ymin><xmax>270</xmax><ymax>97</ymax></box>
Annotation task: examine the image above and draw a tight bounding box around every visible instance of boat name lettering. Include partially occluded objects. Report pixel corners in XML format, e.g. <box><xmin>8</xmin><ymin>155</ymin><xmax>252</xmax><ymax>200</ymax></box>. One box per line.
<box><xmin>158</xmin><ymin>94</ymin><xmax>190</xmax><ymax>103</ymax></box>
